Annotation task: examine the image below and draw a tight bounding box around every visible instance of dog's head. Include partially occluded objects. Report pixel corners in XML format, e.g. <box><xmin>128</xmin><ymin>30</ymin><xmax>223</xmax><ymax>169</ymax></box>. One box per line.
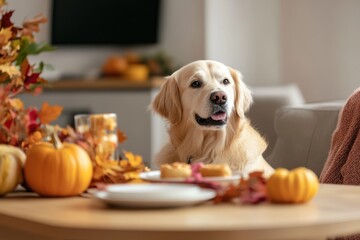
<box><xmin>152</xmin><ymin>60</ymin><xmax>252</xmax><ymax>130</ymax></box>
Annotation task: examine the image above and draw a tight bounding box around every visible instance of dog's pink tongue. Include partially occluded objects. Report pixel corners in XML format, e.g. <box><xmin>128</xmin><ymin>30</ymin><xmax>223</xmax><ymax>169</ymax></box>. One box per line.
<box><xmin>211</xmin><ymin>112</ymin><xmax>227</xmax><ymax>121</ymax></box>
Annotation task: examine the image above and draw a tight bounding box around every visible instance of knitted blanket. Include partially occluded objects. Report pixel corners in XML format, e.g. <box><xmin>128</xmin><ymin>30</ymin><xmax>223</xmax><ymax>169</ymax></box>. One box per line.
<box><xmin>320</xmin><ymin>88</ymin><xmax>360</xmax><ymax>185</ymax></box>
<box><xmin>320</xmin><ymin>88</ymin><xmax>360</xmax><ymax>240</ymax></box>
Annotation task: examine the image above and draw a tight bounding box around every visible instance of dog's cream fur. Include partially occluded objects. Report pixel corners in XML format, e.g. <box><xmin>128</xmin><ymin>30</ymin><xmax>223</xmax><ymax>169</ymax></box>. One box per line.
<box><xmin>152</xmin><ymin>60</ymin><xmax>274</xmax><ymax>177</ymax></box>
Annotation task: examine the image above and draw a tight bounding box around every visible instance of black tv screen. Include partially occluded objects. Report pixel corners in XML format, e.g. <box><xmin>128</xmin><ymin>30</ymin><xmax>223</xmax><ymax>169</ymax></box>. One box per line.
<box><xmin>51</xmin><ymin>0</ymin><xmax>161</xmax><ymax>45</ymax></box>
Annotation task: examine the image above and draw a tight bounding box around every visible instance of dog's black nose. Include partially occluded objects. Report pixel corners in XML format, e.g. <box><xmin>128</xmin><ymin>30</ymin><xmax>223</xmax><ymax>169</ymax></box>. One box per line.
<box><xmin>210</xmin><ymin>91</ymin><xmax>227</xmax><ymax>105</ymax></box>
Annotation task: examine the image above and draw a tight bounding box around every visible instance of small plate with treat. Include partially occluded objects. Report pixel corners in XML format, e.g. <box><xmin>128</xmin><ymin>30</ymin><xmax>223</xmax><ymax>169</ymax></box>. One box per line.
<box><xmin>140</xmin><ymin>162</ymin><xmax>241</xmax><ymax>183</ymax></box>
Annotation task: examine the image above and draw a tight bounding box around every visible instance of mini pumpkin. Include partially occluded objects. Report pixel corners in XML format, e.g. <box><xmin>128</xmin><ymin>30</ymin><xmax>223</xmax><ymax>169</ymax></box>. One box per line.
<box><xmin>266</xmin><ymin>167</ymin><xmax>319</xmax><ymax>204</ymax></box>
<box><xmin>24</xmin><ymin>133</ymin><xmax>93</xmax><ymax>197</ymax></box>
<box><xmin>0</xmin><ymin>145</ymin><xmax>26</xmax><ymax>196</ymax></box>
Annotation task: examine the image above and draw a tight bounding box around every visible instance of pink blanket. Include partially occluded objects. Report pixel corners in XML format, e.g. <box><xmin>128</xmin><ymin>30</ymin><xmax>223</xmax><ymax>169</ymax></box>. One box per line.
<box><xmin>320</xmin><ymin>88</ymin><xmax>360</xmax><ymax>240</ymax></box>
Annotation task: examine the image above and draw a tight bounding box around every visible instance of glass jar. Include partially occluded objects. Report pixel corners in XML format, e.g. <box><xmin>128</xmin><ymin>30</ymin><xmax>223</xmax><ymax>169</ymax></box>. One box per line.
<box><xmin>74</xmin><ymin>113</ymin><xmax>118</xmax><ymax>160</ymax></box>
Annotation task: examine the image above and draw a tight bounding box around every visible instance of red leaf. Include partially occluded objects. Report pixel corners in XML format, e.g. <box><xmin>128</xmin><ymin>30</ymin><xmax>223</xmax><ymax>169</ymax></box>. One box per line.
<box><xmin>27</xmin><ymin>108</ymin><xmax>39</xmax><ymax>121</ymax></box>
<box><xmin>26</xmin><ymin>108</ymin><xmax>40</xmax><ymax>133</ymax></box>
<box><xmin>1</xmin><ymin>11</ymin><xmax>14</xmax><ymax>29</ymax></box>
<box><xmin>24</xmin><ymin>72</ymin><xmax>40</xmax><ymax>86</ymax></box>
<box><xmin>4</xmin><ymin>117</ymin><xmax>13</xmax><ymax>129</ymax></box>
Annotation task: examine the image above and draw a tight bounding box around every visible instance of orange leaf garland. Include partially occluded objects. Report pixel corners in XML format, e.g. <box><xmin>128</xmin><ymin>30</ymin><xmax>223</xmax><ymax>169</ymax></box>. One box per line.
<box><xmin>38</xmin><ymin>102</ymin><xmax>63</xmax><ymax>124</ymax></box>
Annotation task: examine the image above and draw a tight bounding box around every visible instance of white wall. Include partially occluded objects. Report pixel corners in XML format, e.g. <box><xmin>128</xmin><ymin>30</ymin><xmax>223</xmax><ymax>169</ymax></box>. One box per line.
<box><xmin>280</xmin><ymin>0</ymin><xmax>360</xmax><ymax>102</ymax></box>
<box><xmin>205</xmin><ymin>0</ymin><xmax>360</xmax><ymax>102</ymax></box>
<box><xmin>205</xmin><ymin>0</ymin><xmax>281</xmax><ymax>86</ymax></box>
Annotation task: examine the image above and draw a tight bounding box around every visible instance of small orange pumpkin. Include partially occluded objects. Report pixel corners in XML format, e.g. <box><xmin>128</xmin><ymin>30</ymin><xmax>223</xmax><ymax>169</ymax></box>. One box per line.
<box><xmin>266</xmin><ymin>167</ymin><xmax>319</xmax><ymax>204</ymax></box>
<box><xmin>24</xmin><ymin>133</ymin><xmax>93</xmax><ymax>197</ymax></box>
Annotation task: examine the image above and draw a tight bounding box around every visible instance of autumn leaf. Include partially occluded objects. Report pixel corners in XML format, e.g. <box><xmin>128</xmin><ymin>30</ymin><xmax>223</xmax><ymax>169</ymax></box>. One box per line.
<box><xmin>20</xmin><ymin>58</ymin><xmax>30</xmax><ymax>76</ymax></box>
<box><xmin>119</xmin><ymin>159</ymin><xmax>128</xmax><ymax>168</ymax></box>
<box><xmin>124</xmin><ymin>151</ymin><xmax>142</xmax><ymax>168</ymax></box>
<box><xmin>0</xmin><ymin>63</ymin><xmax>21</xmax><ymax>77</ymax></box>
<box><xmin>0</xmin><ymin>27</ymin><xmax>12</xmax><ymax>46</ymax></box>
<box><xmin>0</xmin><ymin>73</ymin><xmax>8</xmax><ymax>82</ymax></box>
<box><xmin>213</xmin><ymin>171</ymin><xmax>268</xmax><ymax>204</ymax></box>
<box><xmin>8</xmin><ymin>98</ymin><xmax>24</xmax><ymax>110</ymax></box>
<box><xmin>117</xmin><ymin>128</ymin><xmax>127</xmax><ymax>143</ymax></box>
<box><xmin>123</xmin><ymin>171</ymin><xmax>139</xmax><ymax>180</ymax></box>
<box><xmin>22</xmin><ymin>14</ymin><xmax>47</xmax><ymax>37</ymax></box>
<box><xmin>26</xmin><ymin>108</ymin><xmax>40</xmax><ymax>133</ymax></box>
<box><xmin>1</xmin><ymin>11</ymin><xmax>14</xmax><ymax>29</ymax></box>
<box><xmin>38</xmin><ymin>102</ymin><xmax>63</xmax><ymax>124</ymax></box>
<box><xmin>12</xmin><ymin>76</ymin><xmax>23</xmax><ymax>87</ymax></box>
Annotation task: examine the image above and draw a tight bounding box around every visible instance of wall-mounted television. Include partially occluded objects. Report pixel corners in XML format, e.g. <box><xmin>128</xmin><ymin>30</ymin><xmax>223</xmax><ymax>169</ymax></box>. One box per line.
<box><xmin>51</xmin><ymin>0</ymin><xmax>161</xmax><ymax>46</ymax></box>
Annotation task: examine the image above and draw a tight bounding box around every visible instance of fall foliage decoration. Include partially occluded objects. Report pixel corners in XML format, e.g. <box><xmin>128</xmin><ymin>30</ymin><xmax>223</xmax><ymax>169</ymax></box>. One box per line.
<box><xmin>58</xmin><ymin>125</ymin><xmax>148</xmax><ymax>186</ymax></box>
<box><xmin>0</xmin><ymin>1</ymin><xmax>57</xmax><ymax>147</ymax></box>
<box><xmin>185</xmin><ymin>163</ymin><xmax>267</xmax><ymax>204</ymax></box>
<box><xmin>266</xmin><ymin>167</ymin><xmax>319</xmax><ymax>204</ymax></box>
<box><xmin>185</xmin><ymin>164</ymin><xmax>320</xmax><ymax>205</ymax></box>
<box><xmin>213</xmin><ymin>171</ymin><xmax>268</xmax><ymax>204</ymax></box>
<box><xmin>0</xmin><ymin>2</ymin><xmax>147</xmax><ymax>191</ymax></box>
<box><xmin>24</xmin><ymin>131</ymin><xmax>93</xmax><ymax>197</ymax></box>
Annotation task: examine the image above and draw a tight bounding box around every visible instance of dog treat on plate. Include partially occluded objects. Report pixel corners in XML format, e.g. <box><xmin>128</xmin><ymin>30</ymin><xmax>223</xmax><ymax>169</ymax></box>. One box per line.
<box><xmin>160</xmin><ymin>162</ymin><xmax>192</xmax><ymax>178</ymax></box>
<box><xmin>200</xmin><ymin>163</ymin><xmax>232</xmax><ymax>177</ymax></box>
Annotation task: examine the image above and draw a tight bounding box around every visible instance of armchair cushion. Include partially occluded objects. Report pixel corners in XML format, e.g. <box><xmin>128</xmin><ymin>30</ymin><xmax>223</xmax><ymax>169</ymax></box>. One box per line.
<box><xmin>268</xmin><ymin>101</ymin><xmax>344</xmax><ymax>176</ymax></box>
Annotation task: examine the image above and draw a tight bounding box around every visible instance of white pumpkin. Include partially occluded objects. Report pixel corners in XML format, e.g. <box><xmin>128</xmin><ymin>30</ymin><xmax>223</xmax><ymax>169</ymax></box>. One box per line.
<box><xmin>0</xmin><ymin>145</ymin><xmax>26</xmax><ymax>196</ymax></box>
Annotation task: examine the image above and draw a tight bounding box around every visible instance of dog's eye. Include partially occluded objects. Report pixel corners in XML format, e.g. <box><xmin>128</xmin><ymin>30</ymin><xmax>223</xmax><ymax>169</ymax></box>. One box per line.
<box><xmin>223</xmin><ymin>79</ymin><xmax>230</xmax><ymax>85</ymax></box>
<box><xmin>190</xmin><ymin>80</ymin><xmax>202</xmax><ymax>88</ymax></box>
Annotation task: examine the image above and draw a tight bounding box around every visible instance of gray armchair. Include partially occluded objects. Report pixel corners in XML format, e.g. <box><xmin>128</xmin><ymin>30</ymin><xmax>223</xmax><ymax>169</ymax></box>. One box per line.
<box><xmin>267</xmin><ymin>101</ymin><xmax>344</xmax><ymax>176</ymax></box>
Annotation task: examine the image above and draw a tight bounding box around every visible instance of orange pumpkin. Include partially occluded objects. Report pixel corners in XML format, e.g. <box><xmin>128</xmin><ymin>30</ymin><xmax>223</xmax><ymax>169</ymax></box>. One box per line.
<box><xmin>266</xmin><ymin>167</ymin><xmax>319</xmax><ymax>204</ymax></box>
<box><xmin>102</xmin><ymin>56</ymin><xmax>128</xmax><ymax>76</ymax></box>
<box><xmin>24</xmin><ymin>134</ymin><xmax>93</xmax><ymax>197</ymax></box>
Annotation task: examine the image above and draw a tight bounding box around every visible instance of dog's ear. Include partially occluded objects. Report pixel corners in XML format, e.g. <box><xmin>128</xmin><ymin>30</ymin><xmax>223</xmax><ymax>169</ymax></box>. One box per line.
<box><xmin>152</xmin><ymin>76</ymin><xmax>182</xmax><ymax>124</ymax></box>
<box><xmin>229</xmin><ymin>67</ymin><xmax>253</xmax><ymax>118</ymax></box>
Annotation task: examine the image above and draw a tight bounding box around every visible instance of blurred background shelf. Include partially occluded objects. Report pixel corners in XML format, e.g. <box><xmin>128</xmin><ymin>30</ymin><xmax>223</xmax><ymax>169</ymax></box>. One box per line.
<box><xmin>47</xmin><ymin>77</ymin><xmax>165</xmax><ymax>91</ymax></box>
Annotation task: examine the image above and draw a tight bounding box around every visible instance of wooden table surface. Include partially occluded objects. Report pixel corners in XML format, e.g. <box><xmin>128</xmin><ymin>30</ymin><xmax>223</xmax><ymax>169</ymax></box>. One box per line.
<box><xmin>0</xmin><ymin>184</ymin><xmax>360</xmax><ymax>240</ymax></box>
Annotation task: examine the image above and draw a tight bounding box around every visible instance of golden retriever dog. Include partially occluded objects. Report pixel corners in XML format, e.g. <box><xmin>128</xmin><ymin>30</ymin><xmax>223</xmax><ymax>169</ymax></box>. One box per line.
<box><xmin>151</xmin><ymin>60</ymin><xmax>274</xmax><ymax>177</ymax></box>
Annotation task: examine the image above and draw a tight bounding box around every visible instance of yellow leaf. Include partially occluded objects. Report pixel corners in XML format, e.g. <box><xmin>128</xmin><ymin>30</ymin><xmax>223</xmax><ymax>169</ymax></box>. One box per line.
<box><xmin>12</xmin><ymin>76</ymin><xmax>24</xmax><ymax>87</ymax></box>
<box><xmin>0</xmin><ymin>63</ymin><xmax>20</xmax><ymax>78</ymax></box>
<box><xmin>9</xmin><ymin>98</ymin><xmax>24</xmax><ymax>110</ymax></box>
<box><xmin>0</xmin><ymin>27</ymin><xmax>12</xmax><ymax>46</ymax></box>
<box><xmin>38</xmin><ymin>102</ymin><xmax>63</xmax><ymax>124</ymax></box>
<box><xmin>123</xmin><ymin>171</ymin><xmax>139</xmax><ymax>180</ymax></box>
<box><xmin>119</xmin><ymin>159</ymin><xmax>128</xmax><ymax>168</ymax></box>
<box><xmin>93</xmin><ymin>166</ymin><xmax>105</xmax><ymax>180</ymax></box>
<box><xmin>124</xmin><ymin>151</ymin><xmax>143</xmax><ymax>168</ymax></box>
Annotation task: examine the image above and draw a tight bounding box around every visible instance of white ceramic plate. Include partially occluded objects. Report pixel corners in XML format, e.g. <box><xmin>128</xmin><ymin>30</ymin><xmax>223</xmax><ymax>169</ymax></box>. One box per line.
<box><xmin>92</xmin><ymin>185</ymin><xmax>216</xmax><ymax>208</ymax></box>
<box><xmin>139</xmin><ymin>170</ymin><xmax>241</xmax><ymax>183</ymax></box>
<box><xmin>105</xmin><ymin>183</ymin><xmax>201</xmax><ymax>200</ymax></box>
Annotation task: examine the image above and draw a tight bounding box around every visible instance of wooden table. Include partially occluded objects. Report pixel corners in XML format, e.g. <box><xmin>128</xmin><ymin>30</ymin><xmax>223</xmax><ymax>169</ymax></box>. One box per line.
<box><xmin>0</xmin><ymin>184</ymin><xmax>360</xmax><ymax>240</ymax></box>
